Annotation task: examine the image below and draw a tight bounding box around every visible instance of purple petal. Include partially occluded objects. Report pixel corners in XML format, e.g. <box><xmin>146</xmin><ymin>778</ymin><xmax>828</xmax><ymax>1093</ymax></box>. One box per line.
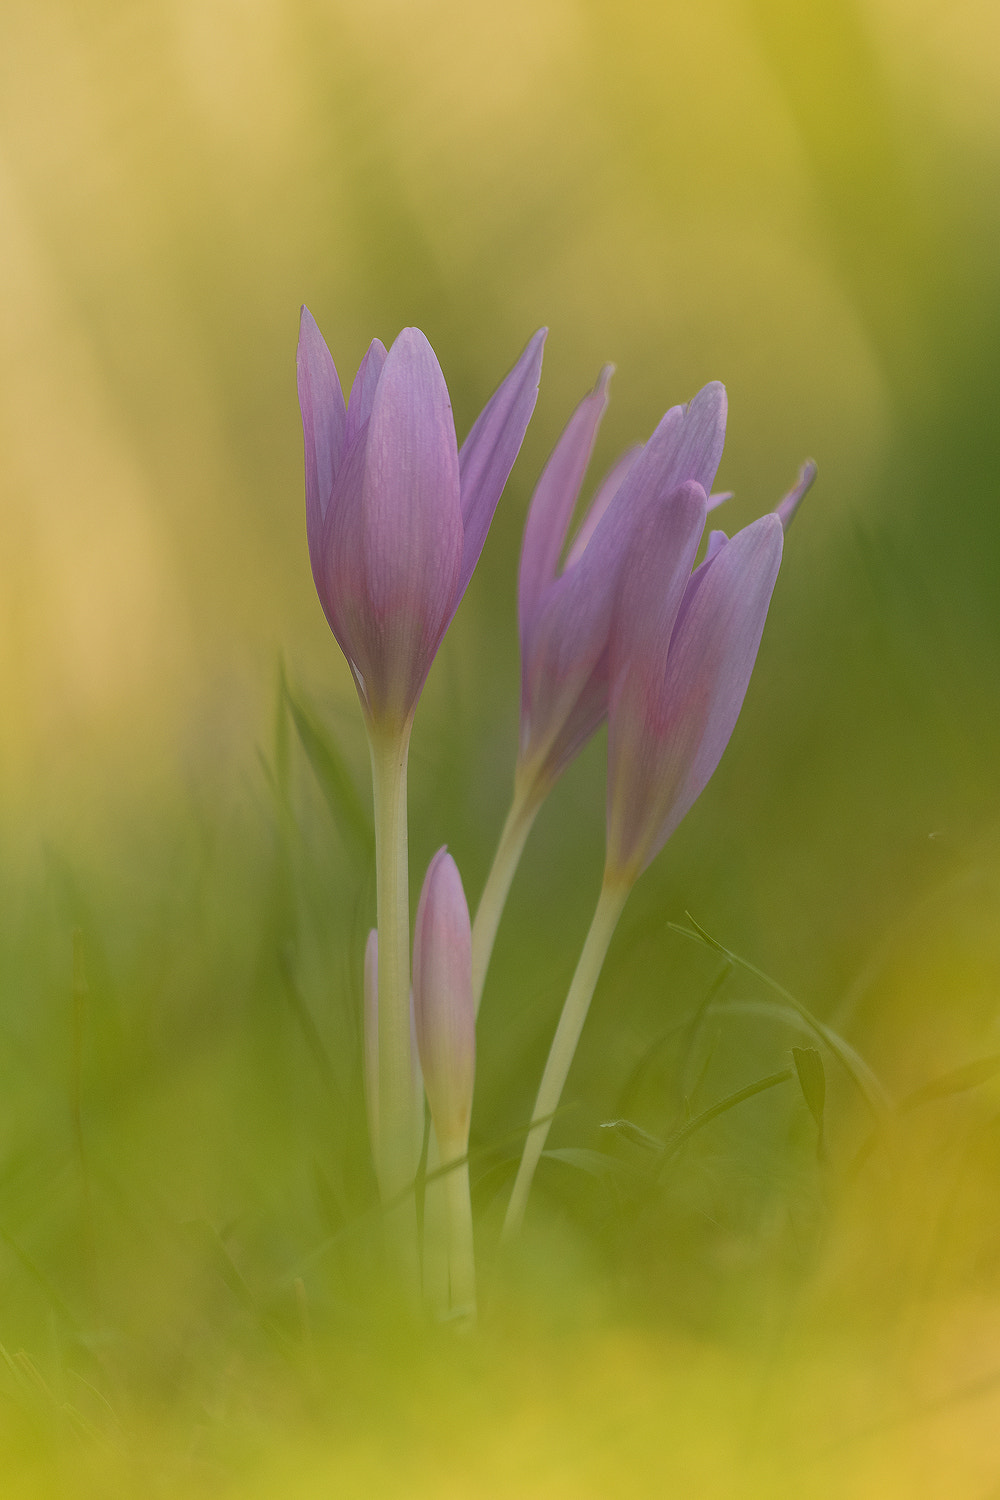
<box><xmin>775</xmin><ymin>459</ymin><xmax>817</xmax><ymax>531</ymax></box>
<box><xmin>346</xmin><ymin>338</ymin><xmax>388</xmax><ymax>447</ymax></box>
<box><xmin>607</xmin><ymin>513</ymin><xmax>783</xmax><ymax>878</ymax></box>
<box><xmin>517</xmin><ymin>364</ymin><xmax>612</xmax><ymax>644</ymax></box>
<box><xmin>327</xmin><ymin>328</ymin><xmax>463</xmax><ymax>724</ymax></box>
<box><xmin>522</xmin><ymin>647</ymin><xmax>610</xmax><ymax>785</ymax></box>
<box><xmin>563</xmin><ymin>443</ymin><xmax>643</xmax><ymax>571</ymax></box>
<box><xmin>524</xmin><ymin>481</ymin><xmax>706</xmax><ymax>779</ymax></box>
<box><xmin>413</xmin><ymin>848</ymin><xmax>475</xmax><ymax>1147</ymax></box>
<box><xmin>297</xmin><ymin>306</ymin><xmax>347</xmax><ymax>574</ymax></box>
<box><xmin>655</xmin><ymin>380</ymin><xmax>728</xmax><ymax>497</ymax></box>
<box><xmin>458</xmin><ymin>327</ymin><xmax>547</xmax><ymax>599</ymax></box>
<box><xmin>574</xmin><ymin>378</ymin><xmax>723</xmax><ymax>565</ymax></box>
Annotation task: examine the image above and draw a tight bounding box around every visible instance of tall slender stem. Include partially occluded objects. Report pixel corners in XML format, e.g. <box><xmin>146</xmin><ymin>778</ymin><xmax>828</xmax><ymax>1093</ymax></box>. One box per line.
<box><xmin>422</xmin><ymin>1127</ymin><xmax>450</xmax><ymax>1317</ymax></box>
<box><xmin>503</xmin><ymin>876</ymin><xmax>630</xmax><ymax>1240</ymax></box>
<box><xmin>368</xmin><ymin>721</ymin><xmax>416</xmax><ymax>1203</ymax></box>
<box><xmin>444</xmin><ymin>1151</ymin><xmax>476</xmax><ymax>1320</ymax></box>
<box><xmin>471</xmin><ymin>779</ymin><xmax>542</xmax><ymax>1017</ymax></box>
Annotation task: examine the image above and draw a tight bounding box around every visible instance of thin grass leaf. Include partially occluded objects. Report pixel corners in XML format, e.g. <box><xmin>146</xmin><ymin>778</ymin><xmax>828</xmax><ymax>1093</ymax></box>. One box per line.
<box><xmin>792</xmin><ymin>1046</ymin><xmax>826</xmax><ymax>1129</ymax></box>
<box><xmin>898</xmin><ymin>1054</ymin><xmax>1000</xmax><ymax>1112</ymax></box>
<box><xmin>600</xmin><ymin>1118</ymin><xmax>666</xmax><ymax>1152</ymax></box>
<box><xmin>793</xmin><ymin>1044</ymin><xmax>827</xmax><ymax>1160</ymax></box>
<box><xmin>283</xmin><ymin>678</ymin><xmax>373</xmax><ymax>856</ymax></box>
<box><xmin>656</xmin><ymin>1069</ymin><xmax>793</xmax><ymax>1177</ymax></box>
<box><xmin>671</xmin><ymin>914</ymin><xmax>892</xmax><ymax>1119</ymax></box>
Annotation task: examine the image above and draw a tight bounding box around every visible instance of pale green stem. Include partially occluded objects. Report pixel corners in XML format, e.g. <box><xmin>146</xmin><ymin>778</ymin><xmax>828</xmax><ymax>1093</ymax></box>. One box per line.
<box><xmin>422</xmin><ymin>1127</ymin><xmax>450</xmax><ymax>1317</ymax></box>
<box><xmin>471</xmin><ymin>776</ymin><xmax>543</xmax><ymax>1017</ymax></box>
<box><xmin>368</xmin><ymin>722</ymin><xmax>418</xmax><ymax>1215</ymax></box>
<box><xmin>443</xmin><ymin>1149</ymin><xmax>476</xmax><ymax>1321</ymax></box>
<box><xmin>502</xmin><ymin>876</ymin><xmax>631</xmax><ymax>1240</ymax></box>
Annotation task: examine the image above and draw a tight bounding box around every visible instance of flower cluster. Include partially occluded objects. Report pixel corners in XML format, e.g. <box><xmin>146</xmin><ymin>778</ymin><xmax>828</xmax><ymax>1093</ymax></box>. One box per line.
<box><xmin>296</xmin><ymin>307</ymin><xmax>814</xmax><ymax>1313</ymax></box>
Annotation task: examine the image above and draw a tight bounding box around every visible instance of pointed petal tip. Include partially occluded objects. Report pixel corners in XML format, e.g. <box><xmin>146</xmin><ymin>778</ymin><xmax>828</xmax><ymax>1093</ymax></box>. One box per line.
<box><xmin>776</xmin><ymin>458</ymin><xmax>818</xmax><ymax>531</ymax></box>
<box><xmin>595</xmin><ymin>363</ymin><xmax>615</xmax><ymax>397</ymax></box>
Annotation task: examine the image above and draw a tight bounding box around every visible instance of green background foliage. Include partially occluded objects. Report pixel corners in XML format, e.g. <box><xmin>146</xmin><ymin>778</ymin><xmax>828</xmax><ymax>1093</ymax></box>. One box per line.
<box><xmin>1</xmin><ymin>0</ymin><xmax>999</xmax><ymax>1491</ymax></box>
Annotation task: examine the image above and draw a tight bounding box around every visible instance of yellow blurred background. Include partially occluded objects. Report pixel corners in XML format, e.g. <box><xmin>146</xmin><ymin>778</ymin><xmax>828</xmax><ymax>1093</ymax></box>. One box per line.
<box><xmin>2</xmin><ymin>0</ymin><xmax>1000</xmax><ymax>1494</ymax></box>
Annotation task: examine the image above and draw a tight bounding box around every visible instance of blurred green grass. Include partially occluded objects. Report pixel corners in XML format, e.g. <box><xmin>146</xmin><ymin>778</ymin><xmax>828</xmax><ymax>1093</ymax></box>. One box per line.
<box><xmin>1</xmin><ymin>0</ymin><xmax>1000</xmax><ymax>1492</ymax></box>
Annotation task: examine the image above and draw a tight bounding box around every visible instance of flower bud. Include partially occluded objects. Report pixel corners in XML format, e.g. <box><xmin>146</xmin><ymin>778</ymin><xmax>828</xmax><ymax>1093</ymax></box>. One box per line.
<box><xmin>412</xmin><ymin>849</ymin><xmax>475</xmax><ymax>1156</ymax></box>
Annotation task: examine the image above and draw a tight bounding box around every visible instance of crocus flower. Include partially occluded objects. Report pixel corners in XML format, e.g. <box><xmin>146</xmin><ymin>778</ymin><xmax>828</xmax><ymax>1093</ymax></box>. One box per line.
<box><xmin>503</xmin><ymin>457</ymin><xmax>816</xmax><ymax>1238</ymax></box>
<box><xmin>297</xmin><ymin>309</ymin><xmax>546</xmax><ymax>731</ymax></box>
<box><xmin>605</xmin><ymin>461</ymin><xmax>817</xmax><ymax>885</ymax></box>
<box><xmin>516</xmin><ymin>370</ymin><xmax>729</xmax><ymax>803</ymax></box>
<box><xmin>412</xmin><ymin>848</ymin><xmax>475</xmax><ymax>1157</ymax></box>
<box><xmin>413</xmin><ymin>847</ymin><xmax>477</xmax><ymax>1317</ymax></box>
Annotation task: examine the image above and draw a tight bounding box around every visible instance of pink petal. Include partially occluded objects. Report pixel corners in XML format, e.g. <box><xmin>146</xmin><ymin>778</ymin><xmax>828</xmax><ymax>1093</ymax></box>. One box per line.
<box><xmin>297</xmin><ymin>306</ymin><xmax>347</xmax><ymax>577</ymax></box>
<box><xmin>775</xmin><ymin>459</ymin><xmax>817</xmax><ymax>531</ymax></box>
<box><xmin>517</xmin><ymin>364</ymin><xmax>612</xmax><ymax>644</ymax></box>
<box><xmin>458</xmin><ymin>328</ymin><xmax>547</xmax><ymax>599</ymax></box>
<box><xmin>608</xmin><ymin>513</ymin><xmax>783</xmax><ymax>878</ymax></box>
<box><xmin>413</xmin><ymin>848</ymin><xmax>475</xmax><ymax>1148</ymax></box>
<box><xmin>346</xmin><ymin>338</ymin><xmax>388</xmax><ymax>447</ymax></box>
<box><xmin>563</xmin><ymin>442</ymin><xmax>643</xmax><ymax>571</ymax></box>
<box><xmin>524</xmin><ymin>481</ymin><xmax>706</xmax><ymax>778</ymax></box>
<box><xmin>323</xmin><ymin>330</ymin><xmax>464</xmax><ymax>724</ymax></box>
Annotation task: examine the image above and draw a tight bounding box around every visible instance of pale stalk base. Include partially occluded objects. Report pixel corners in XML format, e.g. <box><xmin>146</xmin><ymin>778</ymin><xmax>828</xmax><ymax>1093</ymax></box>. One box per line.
<box><xmin>443</xmin><ymin>1150</ymin><xmax>476</xmax><ymax>1322</ymax></box>
<box><xmin>368</xmin><ymin>721</ymin><xmax>419</xmax><ymax>1294</ymax></box>
<box><xmin>422</xmin><ymin>1128</ymin><xmax>450</xmax><ymax>1317</ymax></box>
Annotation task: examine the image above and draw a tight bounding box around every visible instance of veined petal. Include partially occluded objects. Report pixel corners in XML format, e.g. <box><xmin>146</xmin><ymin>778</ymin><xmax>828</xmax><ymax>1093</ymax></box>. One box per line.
<box><xmin>523</xmin><ymin>647</ymin><xmax>610</xmax><ymax>786</ymax></box>
<box><xmin>608</xmin><ymin>512</ymin><xmax>783</xmax><ymax>879</ymax></box>
<box><xmin>320</xmin><ymin>422</ymin><xmax>372</xmax><ymax>689</ymax></box>
<box><xmin>573</xmin><ymin>381</ymin><xmax>717</xmax><ymax>561</ymax></box>
<box><xmin>413</xmin><ymin>848</ymin><xmax>475</xmax><ymax>1151</ymax></box>
<box><xmin>563</xmin><ymin>443</ymin><xmax>643</xmax><ymax>572</ymax></box>
<box><xmin>297</xmin><ymin>306</ymin><xmax>347</xmax><ymax>574</ymax></box>
<box><xmin>524</xmin><ymin>481</ymin><xmax>706</xmax><ymax>779</ymax></box>
<box><xmin>609</xmin><ymin>481</ymin><xmax>710</xmax><ymax>692</ymax></box>
<box><xmin>517</xmin><ymin>364</ymin><xmax>612</xmax><ymax>645</ymax></box>
<box><xmin>657</xmin><ymin>380</ymin><xmax>728</xmax><ymax>497</ymax></box>
<box><xmin>356</xmin><ymin>327</ymin><xmax>464</xmax><ymax>722</ymax></box>
<box><xmin>458</xmin><ymin>327</ymin><xmax>547</xmax><ymax>600</ymax></box>
<box><xmin>346</xmin><ymin>338</ymin><xmax>388</xmax><ymax>447</ymax></box>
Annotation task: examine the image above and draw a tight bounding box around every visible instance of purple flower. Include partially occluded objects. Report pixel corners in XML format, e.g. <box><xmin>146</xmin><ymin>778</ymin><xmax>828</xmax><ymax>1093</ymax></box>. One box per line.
<box><xmin>605</xmin><ymin>461</ymin><xmax>816</xmax><ymax>884</ymax></box>
<box><xmin>297</xmin><ymin>309</ymin><xmax>546</xmax><ymax>730</ymax></box>
<box><xmin>412</xmin><ymin>848</ymin><xmax>475</xmax><ymax>1156</ymax></box>
<box><xmin>516</xmin><ymin>371</ymin><xmax>729</xmax><ymax>800</ymax></box>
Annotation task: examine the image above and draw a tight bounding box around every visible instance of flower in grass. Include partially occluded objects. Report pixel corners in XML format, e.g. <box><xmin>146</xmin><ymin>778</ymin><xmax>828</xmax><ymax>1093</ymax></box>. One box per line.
<box><xmin>412</xmin><ymin>848</ymin><xmax>475</xmax><ymax>1160</ymax></box>
<box><xmin>604</xmin><ymin>461</ymin><xmax>816</xmax><ymax>887</ymax></box>
<box><xmin>297</xmin><ymin>309</ymin><xmax>546</xmax><ymax>731</ymax></box>
<box><xmin>516</xmin><ymin>369</ymin><xmax>734</xmax><ymax>805</ymax></box>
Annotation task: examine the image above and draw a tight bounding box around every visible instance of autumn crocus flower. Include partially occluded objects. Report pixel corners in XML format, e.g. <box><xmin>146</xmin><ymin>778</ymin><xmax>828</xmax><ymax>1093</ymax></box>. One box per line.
<box><xmin>471</xmin><ymin>370</ymin><xmax>730</xmax><ymax>1011</ymax></box>
<box><xmin>605</xmin><ymin>467</ymin><xmax>814</xmax><ymax>884</ymax></box>
<box><xmin>297</xmin><ymin>309</ymin><xmax>546</xmax><ymax>732</ymax></box>
<box><xmin>297</xmin><ymin>308</ymin><xmax>544</xmax><ymax>1250</ymax></box>
<box><xmin>503</xmin><ymin>458</ymin><xmax>816</xmax><ymax>1238</ymax></box>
